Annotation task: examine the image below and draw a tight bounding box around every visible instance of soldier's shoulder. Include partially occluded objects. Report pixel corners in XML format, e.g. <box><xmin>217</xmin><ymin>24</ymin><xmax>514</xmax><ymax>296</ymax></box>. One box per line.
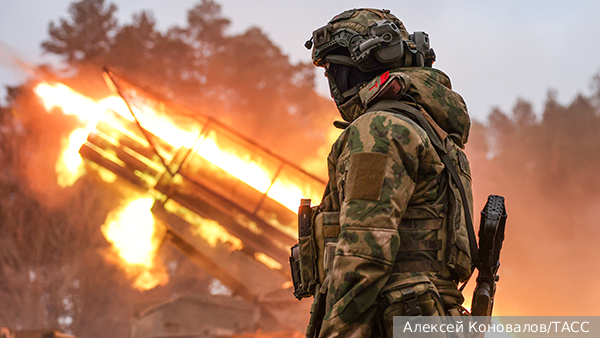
<box><xmin>335</xmin><ymin>111</ymin><xmax>430</xmax><ymax>155</ymax></box>
<box><xmin>352</xmin><ymin>110</ymin><xmax>429</xmax><ymax>143</ymax></box>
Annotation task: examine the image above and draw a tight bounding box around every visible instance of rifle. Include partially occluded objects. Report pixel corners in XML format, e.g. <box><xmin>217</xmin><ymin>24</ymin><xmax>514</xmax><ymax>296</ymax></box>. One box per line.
<box><xmin>471</xmin><ymin>195</ymin><xmax>507</xmax><ymax>316</ymax></box>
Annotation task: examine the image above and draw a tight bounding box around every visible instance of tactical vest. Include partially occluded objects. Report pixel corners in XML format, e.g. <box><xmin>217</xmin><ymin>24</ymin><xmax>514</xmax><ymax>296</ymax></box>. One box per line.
<box><xmin>380</xmin><ymin>100</ymin><xmax>475</xmax><ymax>283</ymax></box>
<box><xmin>291</xmin><ymin>102</ymin><xmax>475</xmax><ymax>302</ymax></box>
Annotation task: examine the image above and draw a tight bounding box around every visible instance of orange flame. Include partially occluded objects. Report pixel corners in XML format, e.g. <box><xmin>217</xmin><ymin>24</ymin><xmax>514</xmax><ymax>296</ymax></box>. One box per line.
<box><xmin>33</xmin><ymin>81</ymin><xmax>322</xmax><ymax>213</ymax></box>
<box><xmin>32</xmin><ymin>81</ymin><xmax>324</xmax><ymax>286</ymax></box>
<box><xmin>101</xmin><ymin>197</ymin><xmax>168</xmax><ymax>290</ymax></box>
<box><xmin>33</xmin><ymin>82</ymin><xmax>128</xmax><ymax>186</ymax></box>
<box><xmin>194</xmin><ymin>132</ymin><xmax>322</xmax><ymax>213</ymax></box>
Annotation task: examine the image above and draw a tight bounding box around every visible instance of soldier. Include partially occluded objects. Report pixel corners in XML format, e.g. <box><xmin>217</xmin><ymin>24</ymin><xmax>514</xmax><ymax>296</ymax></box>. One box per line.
<box><xmin>304</xmin><ymin>8</ymin><xmax>474</xmax><ymax>337</ymax></box>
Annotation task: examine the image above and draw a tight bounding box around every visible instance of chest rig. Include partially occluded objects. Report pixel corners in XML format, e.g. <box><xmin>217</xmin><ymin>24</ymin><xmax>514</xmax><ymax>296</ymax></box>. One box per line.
<box><xmin>367</xmin><ymin>100</ymin><xmax>477</xmax><ymax>282</ymax></box>
<box><xmin>290</xmin><ymin>99</ymin><xmax>477</xmax><ymax>302</ymax></box>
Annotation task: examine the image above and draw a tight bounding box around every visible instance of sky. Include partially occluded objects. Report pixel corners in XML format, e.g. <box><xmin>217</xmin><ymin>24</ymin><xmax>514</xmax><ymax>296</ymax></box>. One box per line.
<box><xmin>1</xmin><ymin>0</ymin><xmax>600</xmax><ymax>122</ymax></box>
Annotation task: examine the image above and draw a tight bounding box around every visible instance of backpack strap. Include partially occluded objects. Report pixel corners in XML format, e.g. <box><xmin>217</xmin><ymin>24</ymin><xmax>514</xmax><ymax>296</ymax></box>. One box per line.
<box><xmin>366</xmin><ymin>100</ymin><xmax>480</xmax><ymax>271</ymax></box>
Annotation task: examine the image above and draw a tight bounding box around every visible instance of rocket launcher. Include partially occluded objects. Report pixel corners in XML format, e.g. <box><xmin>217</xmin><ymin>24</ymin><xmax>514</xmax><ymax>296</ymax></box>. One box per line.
<box><xmin>78</xmin><ymin>67</ymin><xmax>324</xmax><ymax>330</ymax></box>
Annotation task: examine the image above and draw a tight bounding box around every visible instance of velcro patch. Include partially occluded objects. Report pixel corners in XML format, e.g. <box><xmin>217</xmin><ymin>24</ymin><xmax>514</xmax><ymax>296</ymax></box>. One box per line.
<box><xmin>345</xmin><ymin>152</ymin><xmax>388</xmax><ymax>201</ymax></box>
<box><xmin>329</xmin><ymin>9</ymin><xmax>356</xmax><ymax>23</ymax></box>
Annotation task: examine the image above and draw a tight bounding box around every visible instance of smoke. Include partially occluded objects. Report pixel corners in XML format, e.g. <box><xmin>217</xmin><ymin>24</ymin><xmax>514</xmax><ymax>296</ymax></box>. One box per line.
<box><xmin>3</xmin><ymin>4</ymin><xmax>599</xmax><ymax>337</ymax></box>
<box><xmin>6</xmin><ymin>81</ymin><xmax>83</xmax><ymax>208</ymax></box>
<box><xmin>0</xmin><ymin>1</ymin><xmax>335</xmax><ymax>335</ymax></box>
<box><xmin>466</xmin><ymin>90</ymin><xmax>600</xmax><ymax>315</ymax></box>
<box><xmin>0</xmin><ymin>41</ymin><xmax>37</xmax><ymax>78</ymax></box>
<box><xmin>9</xmin><ymin>62</ymin><xmax>600</xmax><ymax>320</ymax></box>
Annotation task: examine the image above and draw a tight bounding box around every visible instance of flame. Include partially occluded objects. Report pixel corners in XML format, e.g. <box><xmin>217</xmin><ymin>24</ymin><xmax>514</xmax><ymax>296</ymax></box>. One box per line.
<box><xmin>191</xmin><ymin>218</ymin><xmax>243</xmax><ymax>250</ymax></box>
<box><xmin>32</xmin><ymin>81</ymin><xmax>325</xmax><ymax>285</ymax></box>
<box><xmin>101</xmin><ymin>197</ymin><xmax>168</xmax><ymax>290</ymax></box>
<box><xmin>254</xmin><ymin>252</ymin><xmax>282</xmax><ymax>270</ymax></box>
<box><xmin>267</xmin><ymin>180</ymin><xmax>314</xmax><ymax>214</ymax></box>
<box><xmin>195</xmin><ymin>132</ymin><xmax>322</xmax><ymax>213</ymax></box>
<box><xmin>33</xmin><ymin>81</ymin><xmax>322</xmax><ymax>212</ymax></box>
<box><xmin>196</xmin><ymin>135</ymin><xmax>274</xmax><ymax>193</ymax></box>
<box><xmin>33</xmin><ymin>82</ymin><xmax>128</xmax><ymax>186</ymax></box>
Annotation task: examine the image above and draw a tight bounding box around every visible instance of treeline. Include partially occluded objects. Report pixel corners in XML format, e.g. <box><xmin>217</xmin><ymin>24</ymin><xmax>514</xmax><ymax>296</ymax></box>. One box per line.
<box><xmin>2</xmin><ymin>0</ymin><xmax>600</xmax><ymax>336</ymax></box>
<box><xmin>466</xmin><ymin>78</ymin><xmax>600</xmax><ymax>315</ymax></box>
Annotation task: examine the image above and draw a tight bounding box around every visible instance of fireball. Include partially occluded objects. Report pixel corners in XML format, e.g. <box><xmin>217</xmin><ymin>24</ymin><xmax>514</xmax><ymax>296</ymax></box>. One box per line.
<box><xmin>101</xmin><ymin>197</ymin><xmax>168</xmax><ymax>290</ymax></box>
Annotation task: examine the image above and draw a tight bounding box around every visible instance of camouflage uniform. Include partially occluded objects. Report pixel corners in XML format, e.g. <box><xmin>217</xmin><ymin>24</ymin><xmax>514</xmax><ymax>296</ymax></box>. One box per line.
<box><xmin>314</xmin><ymin>66</ymin><xmax>472</xmax><ymax>337</ymax></box>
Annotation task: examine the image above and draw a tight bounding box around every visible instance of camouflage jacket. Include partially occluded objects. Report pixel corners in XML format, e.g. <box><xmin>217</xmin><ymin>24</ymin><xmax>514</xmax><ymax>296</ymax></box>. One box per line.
<box><xmin>316</xmin><ymin>67</ymin><xmax>471</xmax><ymax>337</ymax></box>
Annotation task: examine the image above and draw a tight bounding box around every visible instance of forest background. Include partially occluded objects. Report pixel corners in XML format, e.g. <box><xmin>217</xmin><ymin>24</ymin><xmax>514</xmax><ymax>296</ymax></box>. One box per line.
<box><xmin>1</xmin><ymin>1</ymin><xmax>600</xmax><ymax>337</ymax></box>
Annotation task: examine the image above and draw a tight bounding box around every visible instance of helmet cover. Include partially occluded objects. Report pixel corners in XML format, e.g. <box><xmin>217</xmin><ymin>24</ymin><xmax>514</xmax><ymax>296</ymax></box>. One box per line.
<box><xmin>310</xmin><ymin>9</ymin><xmax>411</xmax><ymax>72</ymax></box>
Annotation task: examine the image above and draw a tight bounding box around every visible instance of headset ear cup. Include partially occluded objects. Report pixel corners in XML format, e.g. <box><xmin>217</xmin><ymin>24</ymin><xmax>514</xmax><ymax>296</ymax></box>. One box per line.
<box><xmin>373</xmin><ymin>41</ymin><xmax>404</xmax><ymax>64</ymax></box>
<box><xmin>348</xmin><ymin>20</ymin><xmax>406</xmax><ymax>72</ymax></box>
<box><xmin>425</xmin><ymin>48</ymin><xmax>436</xmax><ymax>67</ymax></box>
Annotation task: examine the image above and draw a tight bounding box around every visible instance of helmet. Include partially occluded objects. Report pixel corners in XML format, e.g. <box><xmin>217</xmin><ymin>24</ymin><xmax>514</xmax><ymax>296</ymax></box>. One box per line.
<box><xmin>306</xmin><ymin>8</ymin><xmax>435</xmax><ymax>105</ymax></box>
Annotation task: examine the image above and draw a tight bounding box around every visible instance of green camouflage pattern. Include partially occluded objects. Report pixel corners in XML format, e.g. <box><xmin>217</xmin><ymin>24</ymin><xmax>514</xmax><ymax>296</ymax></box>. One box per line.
<box><xmin>338</xmin><ymin>68</ymin><xmax>470</xmax><ymax>147</ymax></box>
<box><xmin>313</xmin><ymin>68</ymin><xmax>471</xmax><ymax>337</ymax></box>
<box><xmin>312</xmin><ymin>9</ymin><xmax>410</xmax><ymax>68</ymax></box>
<box><xmin>328</xmin><ymin>9</ymin><xmax>409</xmax><ymax>39</ymax></box>
<box><xmin>399</xmin><ymin>67</ymin><xmax>470</xmax><ymax>147</ymax></box>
